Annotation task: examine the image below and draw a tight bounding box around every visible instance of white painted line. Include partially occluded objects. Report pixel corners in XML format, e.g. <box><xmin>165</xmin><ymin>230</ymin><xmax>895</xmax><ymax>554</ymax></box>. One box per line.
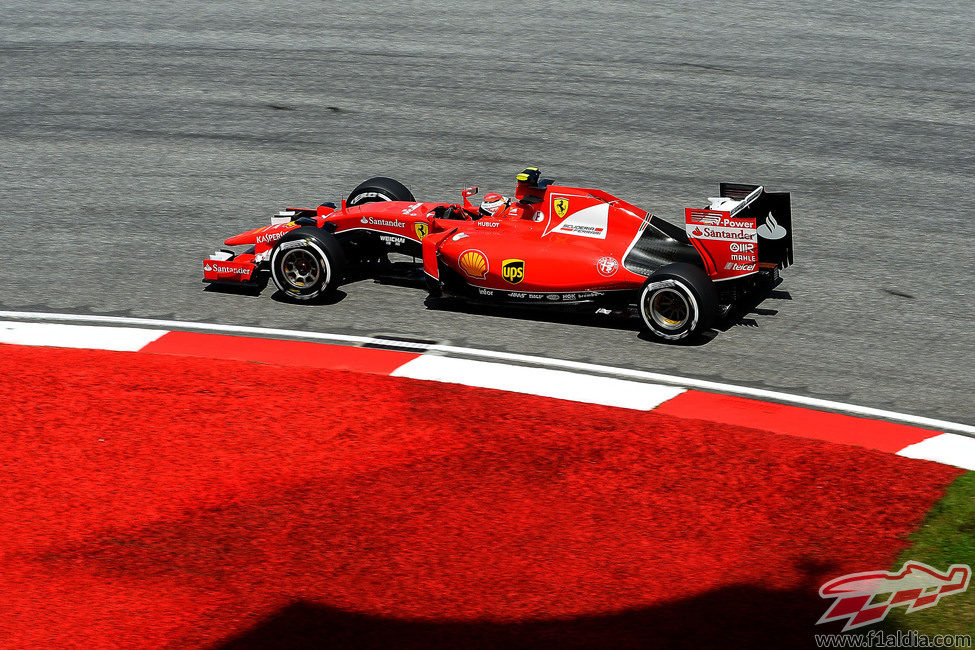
<box><xmin>425</xmin><ymin>344</ymin><xmax>975</xmax><ymax>436</ymax></box>
<box><xmin>0</xmin><ymin>321</ymin><xmax>167</xmax><ymax>352</ymax></box>
<box><xmin>392</xmin><ymin>355</ymin><xmax>685</xmax><ymax>410</ymax></box>
<box><xmin>897</xmin><ymin>434</ymin><xmax>975</xmax><ymax>472</ymax></box>
<box><xmin>0</xmin><ymin>311</ymin><xmax>425</xmax><ymax>349</ymax></box>
<box><xmin>1</xmin><ymin>310</ymin><xmax>972</xmax><ymax>436</ymax></box>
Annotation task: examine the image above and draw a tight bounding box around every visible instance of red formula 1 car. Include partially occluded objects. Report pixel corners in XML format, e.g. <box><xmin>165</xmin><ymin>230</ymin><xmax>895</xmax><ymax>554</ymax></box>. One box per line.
<box><xmin>203</xmin><ymin>168</ymin><xmax>793</xmax><ymax>341</ymax></box>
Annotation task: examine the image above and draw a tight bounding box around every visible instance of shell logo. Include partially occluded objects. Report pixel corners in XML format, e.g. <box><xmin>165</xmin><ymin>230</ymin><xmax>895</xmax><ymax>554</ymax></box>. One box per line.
<box><xmin>458</xmin><ymin>249</ymin><xmax>489</xmax><ymax>279</ymax></box>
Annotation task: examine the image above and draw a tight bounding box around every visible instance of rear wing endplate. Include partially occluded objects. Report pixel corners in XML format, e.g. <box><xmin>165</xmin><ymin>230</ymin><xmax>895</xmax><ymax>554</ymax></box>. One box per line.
<box><xmin>685</xmin><ymin>184</ymin><xmax>793</xmax><ymax>281</ymax></box>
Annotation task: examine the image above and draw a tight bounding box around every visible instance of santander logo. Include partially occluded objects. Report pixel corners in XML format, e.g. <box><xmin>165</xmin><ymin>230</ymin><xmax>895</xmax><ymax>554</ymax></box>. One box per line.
<box><xmin>757</xmin><ymin>212</ymin><xmax>787</xmax><ymax>240</ymax></box>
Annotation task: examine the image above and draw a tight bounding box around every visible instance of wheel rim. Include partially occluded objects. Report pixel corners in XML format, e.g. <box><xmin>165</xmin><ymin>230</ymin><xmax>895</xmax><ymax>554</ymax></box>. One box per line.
<box><xmin>648</xmin><ymin>288</ymin><xmax>689</xmax><ymax>330</ymax></box>
<box><xmin>281</xmin><ymin>248</ymin><xmax>321</xmax><ymax>288</ymax></box>
<box><xmin>350</xmin><ymin>192</ymin><xmax>392</xmax><ymax>206</ymax></box>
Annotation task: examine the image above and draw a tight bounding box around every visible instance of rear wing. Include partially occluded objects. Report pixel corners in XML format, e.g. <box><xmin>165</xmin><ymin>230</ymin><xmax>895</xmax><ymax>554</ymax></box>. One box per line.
<box><xmin>684</xmin><ymin>184</ymin><xmax>793</xmax><ymax>281</ymax></box>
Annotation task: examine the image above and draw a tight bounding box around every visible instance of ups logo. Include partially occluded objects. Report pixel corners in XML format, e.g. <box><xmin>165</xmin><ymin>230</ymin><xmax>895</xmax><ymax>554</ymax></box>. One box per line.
<box><xmin>501</xmin><ymin>259</ymin><xmax>525</xmax><ymax>284</ymax></box>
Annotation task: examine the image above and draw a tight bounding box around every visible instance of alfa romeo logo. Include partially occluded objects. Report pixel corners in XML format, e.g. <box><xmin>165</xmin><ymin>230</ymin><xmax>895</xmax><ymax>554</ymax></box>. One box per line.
<box><xmin>596</xmin><ymin>256</ymin><xmax>619</xmax><ymax>277</ymax></box>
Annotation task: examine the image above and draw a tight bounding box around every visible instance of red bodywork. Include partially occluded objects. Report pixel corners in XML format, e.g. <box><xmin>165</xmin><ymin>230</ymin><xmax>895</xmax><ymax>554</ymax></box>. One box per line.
<box><xmin>205</xmin><ymin>188</ymin><xmax>651</xmax><ymax>295</ymax></box>
<box><xmin>203</xmin><ymin>176</ymin><xmax>792</xmax><ymax>306</ymax></box>
<box><xmin>425</xmin><ymin>187</ymin><xmax>654</xmax><ymax>297</ymax></box>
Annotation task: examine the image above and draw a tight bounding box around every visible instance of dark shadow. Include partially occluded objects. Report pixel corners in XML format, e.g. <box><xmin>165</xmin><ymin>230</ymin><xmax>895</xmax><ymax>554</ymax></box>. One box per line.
<box><xmin>366</xmin><ymin>260</ymin><xmax>428</xmax><ymax>289</ymax></box>
<box><xmin>370</xmin><ymin>275</ymin><xmax>428</xmax><ymax>290</ymax></box>
<box><xmin>418</xmin><ymin>279</ymin><xmax>791</xmax><ymax>344</ymax></box>
<box><xmin>730</xmin><ymin>317</ymin><xmax>760</xmax><ymax>329</ymax></box>
<box><xmin>268</xmin><ymin>288</ymin><xmax>348</xmax><ymax>306</ymax></box>
<box><xmin>716</xmin><ymin>281</ymin><xmax>792</xmax><ymax>334</ymax></box>
<box><xmin>882</xmin><ymin>288</ymin><xmax>914</xmax><ymax>300</ymax></box>
<box><xmin>635</xmin><ymin>327</ymin><xmax>717</xmax><ymax>346</ymax></box>
<box><xmin>213</xmin><ymin>565</ymin><xmax>903</xmax><ymax>650</ymax></box>
<box><xmin>199</xmin><ymin>261</ymin><xmax>789</xmax><ymax>345</ymax></box>
<box><xmin>424</xmin><ymin>295</ymin><xmax>641</xmax><ymax>334</ymax></box>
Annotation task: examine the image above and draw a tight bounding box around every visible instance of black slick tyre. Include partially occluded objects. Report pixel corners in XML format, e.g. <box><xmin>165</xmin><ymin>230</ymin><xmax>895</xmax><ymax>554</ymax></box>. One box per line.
<box><xmin>639</xmin><ymin>263</ymin><xmax>718</xmax><ymax>341</ymax></box>
<box><xmin>270</xmin><ymin>227</ymin><xmax>345</xmax><ymax>302</ymax></box>
<box><xmin>346</xmin><ymin>177</ymin><xmax>415</xmax><ymax>206</ymax></box>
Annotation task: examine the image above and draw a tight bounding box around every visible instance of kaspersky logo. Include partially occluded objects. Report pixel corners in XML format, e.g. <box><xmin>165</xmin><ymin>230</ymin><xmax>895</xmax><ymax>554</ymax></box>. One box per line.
<box><xmin>501</xmin><ymin>259</ymin><xmax>525</xmax><ymax>284</ymax></box>
<box><xmin>817</xmin><ymin>561</ymin><xmax>970</xmax><ymax>631</ymax></box>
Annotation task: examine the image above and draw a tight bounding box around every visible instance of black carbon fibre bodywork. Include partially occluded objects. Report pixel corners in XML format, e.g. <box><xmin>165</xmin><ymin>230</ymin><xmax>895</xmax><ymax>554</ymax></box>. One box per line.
<box><xmin>622</xmin><ymin>216</ymin><xmax>702</xmax><ymax>278</ymax></box>
<box><xmin>720</xmin><ymin>183</ymin><xmax>794</xmax><ymax>269</ymax></box>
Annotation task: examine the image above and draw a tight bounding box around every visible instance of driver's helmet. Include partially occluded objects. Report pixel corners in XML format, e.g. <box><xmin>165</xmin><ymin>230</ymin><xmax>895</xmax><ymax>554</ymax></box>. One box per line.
<box><xmin>479</xmin><ymin>193</ymin><xmax>510</xmax><ymax>218</ymax></box>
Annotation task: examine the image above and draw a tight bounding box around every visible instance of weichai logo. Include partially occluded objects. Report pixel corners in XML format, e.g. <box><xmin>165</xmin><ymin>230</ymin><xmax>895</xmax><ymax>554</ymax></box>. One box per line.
<box><xmin>501</xmin><ymin>259</ymin><xmax>525</xmax><ymax>284</ymax></box>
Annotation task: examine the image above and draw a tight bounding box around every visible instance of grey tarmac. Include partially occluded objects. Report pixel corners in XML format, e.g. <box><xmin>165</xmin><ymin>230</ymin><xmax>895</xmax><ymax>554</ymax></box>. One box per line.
<box><xmin>1</xmin><ymin>1</ymin><xmax>972</xmax><ymax>424</ymax></box>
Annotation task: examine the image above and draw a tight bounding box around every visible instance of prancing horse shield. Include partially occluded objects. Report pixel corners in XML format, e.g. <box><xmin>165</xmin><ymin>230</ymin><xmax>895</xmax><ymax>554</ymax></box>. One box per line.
<box><xmin>553</xmin><ymin>197</ymin><xmax>569</xmax><ymax>219</ymax></box>
<box><xmin>414</xmin><ymin>222</ymin><xmax>430</xmax><ymax>239</ymax></box>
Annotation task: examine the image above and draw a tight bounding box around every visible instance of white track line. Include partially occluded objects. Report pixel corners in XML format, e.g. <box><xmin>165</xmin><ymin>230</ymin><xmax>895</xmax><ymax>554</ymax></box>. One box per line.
<box><xmin>0</xmin><ymin>321</ymin><xmax>166</xmax><ymax>351</ymax></box>
<box><xmin>898</xmin><ymin>434</ymin><xmax>975</xmax><ymax>471</ymax></box>
<box><xmin>392</xmin><ymin>355</ymin><xmax>685</xmax><ymax>410</ymax></box>
<box><xmin>1</xmin><ymin>310</ymin><xmax>972</xmax><ymax>436</ymax></box>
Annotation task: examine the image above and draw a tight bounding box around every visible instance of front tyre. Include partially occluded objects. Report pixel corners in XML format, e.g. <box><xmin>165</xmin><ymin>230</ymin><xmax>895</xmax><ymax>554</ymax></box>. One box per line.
<box><xmin>639</xmin><ymin>263</ymin><xmax>718</xmax><ymax>341</ymax></box>
<box><xmin>270</xmin><ymin>227</ymin><xmax>346</xmax><ymax>302</ymax></box>
<box><xmin>346</xmin><ymin>176</ymin><xmax>415</xmax><ymax>206</ymax></box>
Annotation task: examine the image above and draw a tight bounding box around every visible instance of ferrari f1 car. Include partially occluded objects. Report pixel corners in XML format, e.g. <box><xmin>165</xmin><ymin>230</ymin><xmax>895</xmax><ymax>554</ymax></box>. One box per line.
<box><xmin>203</xmin><ymin>168</ymin><xmax>793</xmax><ymax>341</ymax></box>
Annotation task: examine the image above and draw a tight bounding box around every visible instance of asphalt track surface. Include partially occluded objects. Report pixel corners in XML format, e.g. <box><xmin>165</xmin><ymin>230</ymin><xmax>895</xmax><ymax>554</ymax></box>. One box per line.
<box><xmin>1</xmin><ymin>1</ymin><xmax>973</xmax><ymax>424</ymax></box>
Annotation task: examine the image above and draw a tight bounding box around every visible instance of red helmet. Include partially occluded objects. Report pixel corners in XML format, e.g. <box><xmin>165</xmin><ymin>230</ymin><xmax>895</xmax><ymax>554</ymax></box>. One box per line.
<box><xmin>478</xmin><ymin>193</ymin><xmax>510</xmax><ymax>217</ymax></box>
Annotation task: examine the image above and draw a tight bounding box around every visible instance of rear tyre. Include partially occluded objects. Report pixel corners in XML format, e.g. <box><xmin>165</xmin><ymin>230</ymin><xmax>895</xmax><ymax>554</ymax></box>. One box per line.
<box><xmin>270</xmin><ymin>227</ymin><xmax>346</xmax><ymax>302</ymax></box>
<box><xmin>639</xmin><ymin>263</ymin><xmax>718</xmax><ymax>341</ymax></box>
<box><xmin>346</xmin><ymin>176</ymin><xmax>415</xmax><ymax>206</ymax></box>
